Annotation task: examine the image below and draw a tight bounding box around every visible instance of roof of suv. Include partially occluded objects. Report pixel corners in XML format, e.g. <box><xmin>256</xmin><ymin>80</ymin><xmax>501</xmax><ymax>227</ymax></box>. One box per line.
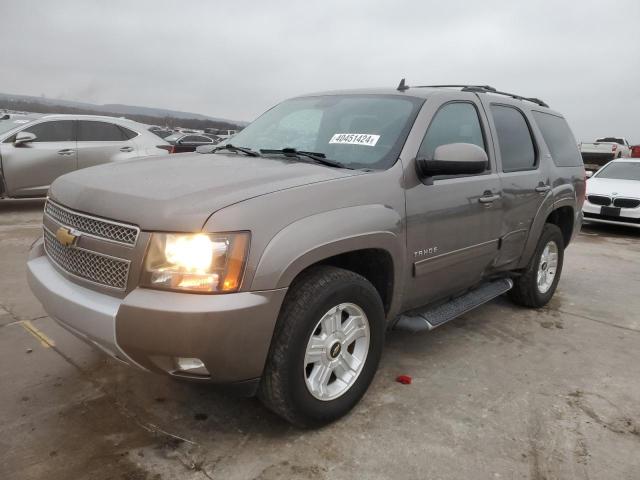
<box><xmin>304</xmin><ymin>82</ymin><xmax>557</xmax><ymax>114</ymax></box>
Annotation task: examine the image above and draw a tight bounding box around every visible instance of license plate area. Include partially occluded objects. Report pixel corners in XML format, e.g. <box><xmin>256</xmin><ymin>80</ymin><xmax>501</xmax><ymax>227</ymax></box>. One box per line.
<box><xmin>601</xmin><ymin>206</ymin><xmax>621</xmax><ymax>217</ymax></box>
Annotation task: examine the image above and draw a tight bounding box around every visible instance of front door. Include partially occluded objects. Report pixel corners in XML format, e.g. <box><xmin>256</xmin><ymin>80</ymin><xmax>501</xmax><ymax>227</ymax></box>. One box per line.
<box><xmin>0</xmin><ymin>120</ymin><xmax>77</xmax><ymax>197</ymax></box>
<box><xmin>404</xmin><ymin>95</ymin><xmax>503</xmax><ymax>309</ymax></box>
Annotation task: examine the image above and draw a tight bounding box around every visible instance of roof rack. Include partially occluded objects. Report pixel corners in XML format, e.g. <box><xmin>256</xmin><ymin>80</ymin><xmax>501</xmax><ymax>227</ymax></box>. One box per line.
<box><xmin>396</xmin><ymin>78</ymin><xmax>549</xmax><ymax>108</ymax></box>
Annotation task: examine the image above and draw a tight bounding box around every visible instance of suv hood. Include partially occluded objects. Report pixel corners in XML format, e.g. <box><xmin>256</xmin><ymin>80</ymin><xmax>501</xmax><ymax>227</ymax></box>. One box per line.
<box><xmin>49</xmin><ymin>153</ymin><xmax>362</xmax><ymax>231</ymax></box>
<box><xmin>587</xmin><ymin>177</ymin><xmax>640</xmax><ymax>198</ymax></box>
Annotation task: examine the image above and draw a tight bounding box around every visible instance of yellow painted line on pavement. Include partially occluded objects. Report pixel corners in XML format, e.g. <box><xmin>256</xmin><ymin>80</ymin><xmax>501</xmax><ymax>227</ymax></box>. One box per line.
<box><xmin>20</xmin><ymin>320</ymin><xmax>56</xmax><ymax>348</ymax></box>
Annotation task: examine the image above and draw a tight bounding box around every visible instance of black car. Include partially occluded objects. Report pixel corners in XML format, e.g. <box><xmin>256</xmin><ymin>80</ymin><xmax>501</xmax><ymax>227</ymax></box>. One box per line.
<box><xmin>162</xmin><ymin>133</ymin><xmax>220</xmax><ymax>153</ymax></box>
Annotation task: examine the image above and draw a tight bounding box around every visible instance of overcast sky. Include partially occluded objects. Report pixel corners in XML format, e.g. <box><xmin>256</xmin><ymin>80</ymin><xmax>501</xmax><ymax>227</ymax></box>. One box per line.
<box><xmin>2</xmin><ymin>0</ymin><xmax>639</xmax><ymax>141</ymax></box>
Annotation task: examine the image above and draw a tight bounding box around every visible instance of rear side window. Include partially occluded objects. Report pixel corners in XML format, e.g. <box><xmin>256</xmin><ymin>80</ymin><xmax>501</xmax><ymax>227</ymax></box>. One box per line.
<box><xmin>491</xmin><ymin>105</ymin><xmax>536</xmax><ymax>172</ymax></box>
<box><xmin>183</xmin><ymin>135</ymin><xmax>213</xmax><ymax>143</ymax></box>
<box><xmin>418</xmin><ymin>102</ymin><xmax>485</xmax><ymax>159</ymax></box>
<box><xmin>532</xmin><ymin>111</ymin><xmax>583</xmax><ymax>167</ymax></box>
<box><xmin>77</xmin><ymin>121</ymin><xmax>129</xmax><ymax>141</ymax></box>
<box><xmin>23</xmin><ymin>121</ymin><xmax>75</xmax><ymax>142</ymax></box>
<box><xmin>119</xmin><ymin>125</ymin><xmax>139</xmax><ymax>140</ymax></box>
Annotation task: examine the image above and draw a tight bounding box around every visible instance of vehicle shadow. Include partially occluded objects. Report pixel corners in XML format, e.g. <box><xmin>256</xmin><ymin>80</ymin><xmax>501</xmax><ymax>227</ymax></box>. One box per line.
<box><xmin>91</xmin><ymin>357</ymin><xmax>295</xmax><ymax>439</ymax></box>
<box><xmin>0</xmin><ymin>197</ymin><xmax>45</xmax><ymax>214</ymax></box>
<box><xmin>581</xmin><ymin>221</ymin><xmax>640</xmax><ymax>239</ymax></box>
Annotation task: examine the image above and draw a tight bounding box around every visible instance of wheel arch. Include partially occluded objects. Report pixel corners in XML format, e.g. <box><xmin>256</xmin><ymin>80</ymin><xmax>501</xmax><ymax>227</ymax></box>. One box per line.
<box><xmin>250</xmin><ymin>205</ymin><xmax>405</xmax><ymax>319</ymax></box>
<box><xmin>545</xmin><ymin>205</ymin><xmax>575</xmax><ymax>247</ymax></box>
<box><xmin>516</xmin><ymin>198</ymin><xmax>576</xmax><ymax>269</ymax></box>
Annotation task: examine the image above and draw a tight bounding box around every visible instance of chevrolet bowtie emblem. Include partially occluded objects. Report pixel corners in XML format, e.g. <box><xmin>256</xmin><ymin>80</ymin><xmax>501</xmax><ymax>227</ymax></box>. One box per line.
<box><xmin>55</xmin><ymin>227</ymin><xmax>79</xmax><ymax>247</ymax></box>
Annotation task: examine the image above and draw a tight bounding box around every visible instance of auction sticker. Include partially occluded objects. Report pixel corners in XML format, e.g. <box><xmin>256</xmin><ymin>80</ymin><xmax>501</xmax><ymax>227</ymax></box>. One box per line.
<box><xmin>329</xmin><ymin>133</ymin><xmax>380</xmax><ymax>147</ymax></box>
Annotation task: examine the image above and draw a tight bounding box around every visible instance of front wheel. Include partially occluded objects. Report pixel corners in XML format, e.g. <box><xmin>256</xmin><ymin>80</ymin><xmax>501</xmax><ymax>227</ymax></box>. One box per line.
<box><xmin>258</xmin><ymin>266</ymin><xmax>385</xmax><ymax>427</ymax></box>
<box><xmin>509</xmin><ymin>223</ymin><xmax>565</xmax><ymax>308</ymax></box>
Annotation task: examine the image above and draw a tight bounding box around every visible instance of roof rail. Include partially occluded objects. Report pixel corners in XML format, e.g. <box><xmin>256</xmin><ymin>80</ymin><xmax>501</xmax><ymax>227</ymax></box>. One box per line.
<box><xmin>396</xmin><ymin>79</ymin><xmax>549</xmax><ymax>108</ymax></box>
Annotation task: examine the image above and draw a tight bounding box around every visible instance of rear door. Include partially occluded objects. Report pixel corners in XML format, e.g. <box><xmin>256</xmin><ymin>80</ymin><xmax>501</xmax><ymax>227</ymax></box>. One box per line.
<box><xmin>0</xmin><ymin>120</ymin><xmax>76</xmax><ymax>197</ymax></box>
<box><xmin>76</xmin><ymin>120</ymin><xmax>140</xmax><ymax>169</ymax></box>
<box><xmin>480</xmin><ymin>101</ymin><xmax>550</xmax><ymax>267</ymax></box>
<box><xmin>404</xmin><ymin>93</ymin><xmax>503</xmax><ymax>309</ymax></box>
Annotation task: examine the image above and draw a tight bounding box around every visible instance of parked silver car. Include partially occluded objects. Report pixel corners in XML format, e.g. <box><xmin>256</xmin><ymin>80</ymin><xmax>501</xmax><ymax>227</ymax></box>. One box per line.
<box><xmin>0</xmin><ymin>114</ymin><xmax>169</xmax><ymax>198</ymax></box>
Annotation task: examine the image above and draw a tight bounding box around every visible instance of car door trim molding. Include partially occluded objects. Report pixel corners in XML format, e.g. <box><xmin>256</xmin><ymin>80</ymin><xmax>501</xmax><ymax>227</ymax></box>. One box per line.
<box><xmin>413</xmin><ymin>239</ymin><xmax>499</xmax><ymax>277</ymax></box>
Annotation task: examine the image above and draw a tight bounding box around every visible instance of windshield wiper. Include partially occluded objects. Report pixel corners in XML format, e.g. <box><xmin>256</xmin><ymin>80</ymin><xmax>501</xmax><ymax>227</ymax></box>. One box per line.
<box><xmin>260</xmin><ymin>148</ymin><xmax>351</xmax><ymax>169</ymax></box>
<box><xmin>210</xmin><ymin>143</ymin><xmax>261</xmax><ymax>157</ymax></box>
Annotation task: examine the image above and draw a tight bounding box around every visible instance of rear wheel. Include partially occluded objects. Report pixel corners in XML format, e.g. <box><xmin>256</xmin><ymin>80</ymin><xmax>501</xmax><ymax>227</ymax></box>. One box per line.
<box><xmin>510</xmin><ymin>223</ymin><xmax>564</xmax><ymax>308</ymax></box>
<box><xmin>258</xmin><ymin>266</ymin><xmax>385</xmax><ymax>427</ymax></box>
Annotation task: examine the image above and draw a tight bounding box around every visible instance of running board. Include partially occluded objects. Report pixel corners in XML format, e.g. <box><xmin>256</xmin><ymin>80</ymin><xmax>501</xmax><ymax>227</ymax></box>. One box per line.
<box><xmin>394</xmin><ymin>278</ymin><xmax>513</xmax><ymax>333</ymax></box>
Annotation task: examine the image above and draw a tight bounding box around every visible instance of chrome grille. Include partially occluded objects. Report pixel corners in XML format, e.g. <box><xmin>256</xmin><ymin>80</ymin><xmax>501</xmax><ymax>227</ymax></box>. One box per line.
<box><xmin>45</xmin><ymin>200</ymin><xmax>139</xmax><ymax>246</ymax></box>
<box><xmin>44</xmin><ymin>228</ymin><xmax>130</xmax><ymax>290</ymax></box>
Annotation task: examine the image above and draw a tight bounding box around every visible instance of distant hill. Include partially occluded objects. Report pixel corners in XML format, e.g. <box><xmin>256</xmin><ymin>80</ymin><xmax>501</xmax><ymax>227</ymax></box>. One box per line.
<box><xmin>0</xmin><ymin>92</ymin><xmax>248</xmax><ymax>131</ymax></box>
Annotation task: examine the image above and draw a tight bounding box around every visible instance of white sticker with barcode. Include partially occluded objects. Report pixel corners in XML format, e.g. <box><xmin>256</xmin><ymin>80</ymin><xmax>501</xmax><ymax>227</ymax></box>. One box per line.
<box><xmin>329</xmin><ymin>133</ymin><xmax>380</xmax><ymax>147</ymax></box>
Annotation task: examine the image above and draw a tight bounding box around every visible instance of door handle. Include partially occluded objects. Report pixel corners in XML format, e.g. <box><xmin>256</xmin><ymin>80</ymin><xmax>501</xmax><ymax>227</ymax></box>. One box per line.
<box><xmin>120</xmin><ymin>146</ymin><xmax>134</xmax><ymax>152</ymax></box>
<box><xmin>479</xmin><ymin>194</ymin><xmax>501</xmax><ymax>204</ymax></box>
<box><xmin>57</xmin><ymin>149</ymin><xmax>75</xmax><ymax>155</ymax></box>
<box><xmin>535</xmin><ymin>185</ymin><xmax>551</xmax><ymax>193</ymax></box>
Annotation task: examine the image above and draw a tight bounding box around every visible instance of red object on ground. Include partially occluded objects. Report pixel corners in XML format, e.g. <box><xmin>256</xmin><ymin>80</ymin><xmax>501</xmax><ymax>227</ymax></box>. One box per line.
<box><xmin>396</xmin><ymin>375</ymin><xmax>412</xmax><ymax>385</ymax></box>
<box><xmin>631</xmin><ymin>145</ymin><xmax>640</xmax><ymax>158</ymax></box>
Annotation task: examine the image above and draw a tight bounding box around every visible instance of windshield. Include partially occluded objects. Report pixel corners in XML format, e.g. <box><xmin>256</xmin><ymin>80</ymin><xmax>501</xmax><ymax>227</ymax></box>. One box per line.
<box><xmin>595</xmin><ymin>162</ymin><xmax>640</xmax><ymax>181</ymax></box>
<box><xmin>223</xmin><ymin>94</ymin><xmax>424</xmax><ymax>169</ymax></box>
<box><xmin>0</xmin><ymin>118</ymin><xmax>36</xmax><ymax>136</ymax></box>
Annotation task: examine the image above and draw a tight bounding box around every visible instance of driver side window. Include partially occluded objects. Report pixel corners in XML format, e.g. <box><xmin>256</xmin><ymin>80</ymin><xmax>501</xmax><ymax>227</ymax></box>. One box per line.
<box><xmin>21</xmin><ymin>120</ymin><xmax>75</xmax><ymax>143</ymax></box>
<box><xmin>418</xmin><ymin>102</ymin><xmax>485</xmax><ymax>161</ymax></box>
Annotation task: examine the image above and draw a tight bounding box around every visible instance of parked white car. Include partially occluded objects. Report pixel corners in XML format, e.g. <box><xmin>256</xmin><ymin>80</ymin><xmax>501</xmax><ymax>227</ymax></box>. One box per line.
<box><xmin>582</xmin><ymin>159</ymin><xmax>640</xmax><ymax>228</ymax></box>
<box><xmin>580</xmin><ymin>137</ymin><xmax>632</xmax><ymax>170</ymax></box>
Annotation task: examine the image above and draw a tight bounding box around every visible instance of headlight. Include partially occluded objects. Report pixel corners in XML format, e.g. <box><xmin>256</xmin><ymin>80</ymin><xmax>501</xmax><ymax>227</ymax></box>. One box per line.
<box><xmin>141</xmin><ymin>232</ymin><xmax>250</xmax><ymax>293</ymax></box>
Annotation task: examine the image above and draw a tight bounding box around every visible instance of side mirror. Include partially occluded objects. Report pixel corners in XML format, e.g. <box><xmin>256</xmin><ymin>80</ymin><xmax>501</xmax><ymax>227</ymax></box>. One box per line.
<box><xmin>14</xmin><ymin>131</ymin><xmax>37</xmax><ymax>146</ymax></box>
<box><xmin>416</xmin><ymin>143</ymin><xmax>488</xmax><ymax>179</ymax></box>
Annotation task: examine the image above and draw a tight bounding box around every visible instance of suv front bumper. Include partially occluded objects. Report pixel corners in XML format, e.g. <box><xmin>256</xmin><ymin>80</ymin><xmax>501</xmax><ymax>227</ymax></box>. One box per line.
<box><xmin>27</xmin><ymin>239</ymin><xmax>287</xmax><ymax>384</ymax></box>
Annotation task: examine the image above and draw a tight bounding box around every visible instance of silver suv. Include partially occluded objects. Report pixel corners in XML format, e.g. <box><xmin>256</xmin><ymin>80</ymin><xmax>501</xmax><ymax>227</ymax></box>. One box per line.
<box><xmin>0</xmin><ymin>114</ymin><xmax>168</xmax><ymax>198</ymax></box>
<box><xmin>27</xmin><ymin>82</ymin><xmax>585</xmax><ymax>427</ymax></box>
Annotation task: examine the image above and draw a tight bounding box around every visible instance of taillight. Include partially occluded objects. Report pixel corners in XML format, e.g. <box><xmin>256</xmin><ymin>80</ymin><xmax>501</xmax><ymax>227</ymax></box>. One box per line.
<box><xmin>157</xmin><ymin>145</ymin><xmax>176</xmax><ymax>154</ymax></box>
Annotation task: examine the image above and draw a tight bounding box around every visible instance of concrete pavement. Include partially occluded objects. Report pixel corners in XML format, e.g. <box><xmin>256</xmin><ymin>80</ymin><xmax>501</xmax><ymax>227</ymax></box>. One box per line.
<box><xmin>1</xmin><ymin>199</ymin><xmax>639</xmax><ymax>480</ymax></box>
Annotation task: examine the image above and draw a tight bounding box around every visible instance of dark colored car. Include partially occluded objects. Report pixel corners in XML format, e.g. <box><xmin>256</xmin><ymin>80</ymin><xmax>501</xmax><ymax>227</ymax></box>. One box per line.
<box><xmin>161</xmin><ymin>133</ymin><xmax>220</xmax><ymax>153</ymax></box>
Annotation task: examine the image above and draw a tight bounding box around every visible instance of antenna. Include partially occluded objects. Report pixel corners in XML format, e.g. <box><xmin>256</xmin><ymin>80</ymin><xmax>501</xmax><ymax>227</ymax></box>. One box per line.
<box><xmin>397</xmin><ymin>78</ymin><xmax>409</xmax><ymax>92</ymax></box>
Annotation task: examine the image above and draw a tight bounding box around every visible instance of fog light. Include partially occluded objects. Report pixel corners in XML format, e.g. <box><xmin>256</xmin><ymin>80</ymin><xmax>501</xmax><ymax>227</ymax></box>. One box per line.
<box><xmin>175</xmin><ymin>357</ymin><xmax>209</xmax><ymax>376</ymax></box>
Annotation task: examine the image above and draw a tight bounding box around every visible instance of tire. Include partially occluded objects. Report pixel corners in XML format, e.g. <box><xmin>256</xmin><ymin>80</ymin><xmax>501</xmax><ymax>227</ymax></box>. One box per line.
<box><xmin>509</xmin><ymin>223</ymin><xmax>564</xmax><ymax>308</ymax></box>
<box><xmin>258</xmin><ymin>265</ymin><xmax>385</xmax><ymax>428</ymax></box>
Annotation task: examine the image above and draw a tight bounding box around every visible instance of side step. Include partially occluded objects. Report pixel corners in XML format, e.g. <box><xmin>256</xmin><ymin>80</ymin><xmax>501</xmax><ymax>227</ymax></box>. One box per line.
<box><xmin>394</xmin><ymin>278</ymin><xmax>513</xmax><ymax>333</ymax></box>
